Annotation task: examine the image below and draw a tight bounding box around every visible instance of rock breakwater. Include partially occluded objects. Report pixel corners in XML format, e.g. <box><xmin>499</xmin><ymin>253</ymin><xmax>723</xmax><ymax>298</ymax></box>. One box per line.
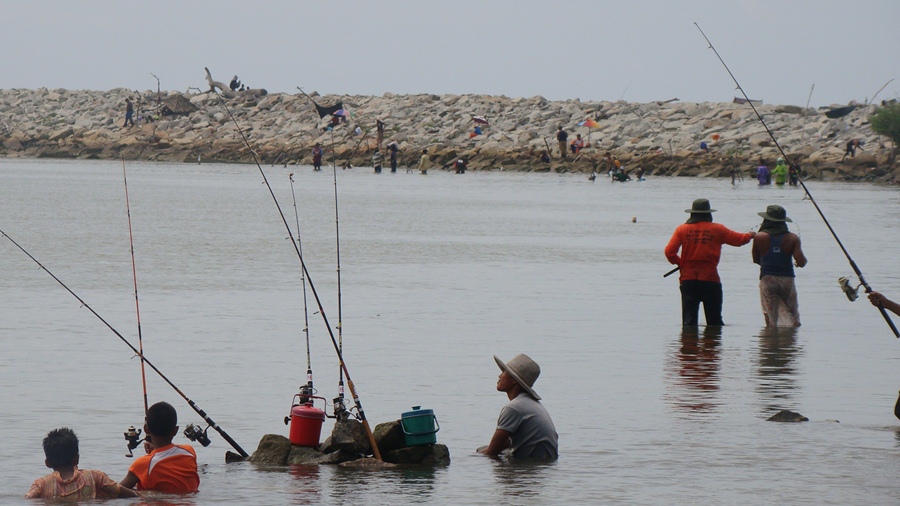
<box><xmin>0</xmin><ymin>87</ymin><xmax>895</xmax><ymax>181</ymax></box>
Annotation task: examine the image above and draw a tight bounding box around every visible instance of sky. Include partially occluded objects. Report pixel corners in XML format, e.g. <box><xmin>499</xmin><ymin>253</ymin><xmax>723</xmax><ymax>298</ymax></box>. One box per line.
<box><xmin>1</xmin><ymin>1</ymin><xmax>897</xmax><ymax>108</ymax></box>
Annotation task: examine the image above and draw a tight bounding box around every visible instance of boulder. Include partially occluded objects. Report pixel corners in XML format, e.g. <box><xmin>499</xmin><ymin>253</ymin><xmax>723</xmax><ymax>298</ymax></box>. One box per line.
<box><xmin>373</xmin><ymin>420</ymin><xmax>405</xmax><ymax>454</ymax></box>
<box><xmin>766</xmin><ymin>409</ymin><xmax>809</xmax><ymax>422</ymax></box>
<box><xmin>248</xmin><ymin>434</ymin><xmax>292</xmax><ymax>465</ymax></box>
<box><xmin>383</xmin><ymin>444</ymin><xmax>451</xmax><ymax>466</ymax></box>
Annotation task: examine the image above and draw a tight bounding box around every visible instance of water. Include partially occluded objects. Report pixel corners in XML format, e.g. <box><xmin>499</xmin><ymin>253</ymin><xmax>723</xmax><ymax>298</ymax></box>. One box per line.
<box><xmin>2</xmin><ymin>158</ymin><xmax>899</xmax><ymax>504</ymax></box>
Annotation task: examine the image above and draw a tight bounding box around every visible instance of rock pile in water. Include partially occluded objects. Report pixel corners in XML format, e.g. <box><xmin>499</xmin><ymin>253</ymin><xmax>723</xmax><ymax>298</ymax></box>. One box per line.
<box><xmin>0</xmin><ymin>87</ymin><xmax>894</xmax><ymax>181</ymax></box>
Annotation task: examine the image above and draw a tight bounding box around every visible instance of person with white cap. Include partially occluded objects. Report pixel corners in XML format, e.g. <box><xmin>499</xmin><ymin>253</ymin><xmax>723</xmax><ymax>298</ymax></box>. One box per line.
<box><xmin>477</xmin><ymin>353</ymin><xmax>558</xmax><ymax>459</ymax></box>
<box><xmin>665</xmin><ymin>198</ymin><xmax>756</xmax><ymax>326</ymax></box>
<box><xmin>752</xmin><ymin>205</ymin><xmax>807</xmax><ymax>327</ymax></box>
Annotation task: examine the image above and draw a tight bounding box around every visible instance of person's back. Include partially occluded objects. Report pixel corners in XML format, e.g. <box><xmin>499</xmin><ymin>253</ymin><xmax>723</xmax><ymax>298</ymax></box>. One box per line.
<box><xmin>498</xmin><ymin>393</ymin><xmax>558</xmax><ymax>459</ymax></box>
<box><xmin>26</xmin><ymin>427</ymin><xmax>137</xmax><ymax>500</ymax></box>
<box><xmin>757</xmin><ymin>165</ymin><xmax>770</xmax><ymax>185</ymax></box>
<box><xmin>121</xmin><ymin>401</ymin><xmax>199</xmax><ymax>495</ymax></box>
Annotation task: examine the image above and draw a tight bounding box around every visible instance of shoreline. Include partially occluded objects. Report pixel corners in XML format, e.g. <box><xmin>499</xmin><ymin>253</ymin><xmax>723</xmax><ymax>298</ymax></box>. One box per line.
<box><xmin>1</xmin><ymin>88</ymin><xmax>895</xmax><ymax>182</ymax></box>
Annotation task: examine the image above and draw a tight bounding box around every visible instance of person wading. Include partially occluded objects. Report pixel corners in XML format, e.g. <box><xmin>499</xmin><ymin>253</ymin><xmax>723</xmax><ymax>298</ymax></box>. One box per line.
<box><xmin>752</xmin><ymin>205</ymin><xmax>807</xmax><ymax>327</ymax></box>
<box><xmin>665</xmin><ymin>199</ymin><xmax>755</xmax><ymax>326</ymax></box>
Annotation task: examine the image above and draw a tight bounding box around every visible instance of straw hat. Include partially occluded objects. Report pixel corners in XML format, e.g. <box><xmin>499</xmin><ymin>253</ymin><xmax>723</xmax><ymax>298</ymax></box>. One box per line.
<box><xmin>758</xmin><ymin>204</ymin><xmax>792</xmax><ymax>222</ymax></box>
<box><xmin>684</xmin><ymin>198</ymin><xmax>716</xmax><ymax>214</ymax></box>
<box><xmin>494</xmin><ymin>354</ymin><xmax>542</xmax><ymax>400</ymax></box>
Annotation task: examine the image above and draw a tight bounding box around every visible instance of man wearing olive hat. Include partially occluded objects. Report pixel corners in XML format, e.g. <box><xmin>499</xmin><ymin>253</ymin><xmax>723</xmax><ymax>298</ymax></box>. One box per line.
<box><xmin>665</xmin><ymin>199</ymin><xmax>756</xmax><ymax>326</ymax></box>
<box><xmin>752</xmin><ymin>205</ymin><xmax>807</xmax><ymax>327</ymax></box>
<box><xmin>477</xmin><ymin>353</ymin><xmax>558</xmax><ymax>459</ymax></box>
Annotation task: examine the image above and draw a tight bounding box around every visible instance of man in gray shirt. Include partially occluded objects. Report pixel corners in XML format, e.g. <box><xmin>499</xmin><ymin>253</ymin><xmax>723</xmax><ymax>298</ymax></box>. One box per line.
<box><xmin>477</xmin><ymin>353</ymin><xmax>558</xmax><ymax>460</ymax></box>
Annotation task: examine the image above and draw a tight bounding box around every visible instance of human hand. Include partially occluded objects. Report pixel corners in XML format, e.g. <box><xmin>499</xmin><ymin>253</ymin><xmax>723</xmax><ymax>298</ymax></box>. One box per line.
<box><xmin>868</xmin><ymin>291</ymin><xmax>887</xmax><ymax>307</ymax></box>
<box><xmin>143</xmin><ymin>440</ymin><xmax>153</xmax><ymax>455</ymax></box>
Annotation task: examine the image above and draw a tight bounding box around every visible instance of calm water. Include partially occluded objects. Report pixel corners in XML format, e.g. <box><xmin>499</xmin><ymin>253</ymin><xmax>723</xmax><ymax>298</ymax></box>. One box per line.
<box><xmin>2</xmin><ymin>158</ymin><xmax>899</xmax><ymax>505</ymax></box>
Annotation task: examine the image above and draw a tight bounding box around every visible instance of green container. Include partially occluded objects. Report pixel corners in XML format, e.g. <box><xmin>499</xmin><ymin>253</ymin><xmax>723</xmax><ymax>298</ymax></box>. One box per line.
<box><xmin>401</xmin><ymin>406</ymin><xmax>440</xmax><ymax>447</ymax></box>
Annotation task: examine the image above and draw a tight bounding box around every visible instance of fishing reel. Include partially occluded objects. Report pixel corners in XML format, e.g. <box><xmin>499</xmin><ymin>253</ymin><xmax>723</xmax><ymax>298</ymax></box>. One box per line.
<box><xmin>124</xmin><ymin>426</ymin><xmax>144</xmax><ymax>458</ymax></box>
<box><xmin>838</xmin><ymin>276</ymin><xmax>860</xmax><ymax>302</ymax></box>
<box><xmin>329</xmin><ymin>395</ymin><xmax>354</xmax><ymax>421</ymax></box>
<box><xmin>183</xmin><ymin>423</ymin><xmax>212</xmax><ymax>447</ymax></box>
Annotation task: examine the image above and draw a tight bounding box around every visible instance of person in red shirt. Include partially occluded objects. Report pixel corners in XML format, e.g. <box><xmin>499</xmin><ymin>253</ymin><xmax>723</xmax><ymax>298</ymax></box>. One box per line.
<box><xmin>665</xmin><ymin>199</ymin><xmax>755</xmax><ymax>325</ymax></box>
<box><xmin>120</xmin><ymin>401</ymin><xmax>199</xmax><ymax>495</ymax></box>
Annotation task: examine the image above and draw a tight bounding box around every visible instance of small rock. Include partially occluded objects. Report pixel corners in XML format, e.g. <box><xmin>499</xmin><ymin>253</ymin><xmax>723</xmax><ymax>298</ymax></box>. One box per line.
<box><xmin>766</xmin><ymin>409</ymin><xmax>809</xmax><ymax>422</ymax></box>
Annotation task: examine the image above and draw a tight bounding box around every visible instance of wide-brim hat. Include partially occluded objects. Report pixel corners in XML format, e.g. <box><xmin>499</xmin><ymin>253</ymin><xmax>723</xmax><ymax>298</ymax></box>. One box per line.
<box><xmin>758</xmin><ymin>204</ymin><xmax>792</xmax><ymax>222</ymax></box>
<box><xmin>494</xmin><ymin>354</ymin><xmax>541</xmax><ymax>400</ymax></box>
<box><xmin>684</xmin><ymin>198</ymin><xmax>716</xmax><ymax>214</ymax></box>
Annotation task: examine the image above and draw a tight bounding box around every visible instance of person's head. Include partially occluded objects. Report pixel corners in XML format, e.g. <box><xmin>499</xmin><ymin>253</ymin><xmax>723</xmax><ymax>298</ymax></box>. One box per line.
<box><xmin>42</xmin><ymin>427</ymin><xmax>79</xmax><ymax>470</ymax></box>
<box><xmin>493</xmin><ymin>354</ymin><xmax>542</xmax><ymax>400</ymax></box>
<box><xmin>558</xmin><ymin>126</ymin><xmax>563</xmax><ymax>131</ymax></box>
<box><xmin>757</xmin><ymin>204</ymin><xmax>792</xmax><ymax>229</ymax></box>
<box><xmin>685</xmin><ymin>198</ymin><xmax>715</xmax><ymax>224</ymax></box>
<box><xmin>576</xmin><ymin>134</ymin><xmax>582</xmax><ymax>139</ymax></box>
<box><xmin>146</xmin><ymin>401</ymin><xmax>178</xmax><ymax>440</ymax></box>
<box><xmin>422</xmin><ymin>148</ymin><xmax>428</xmax><ymax>155</ymax></box>
<box><xmin>315</xmin><ymin>143</ymin><xmax>321</xmax><ymax>147</ymax></box>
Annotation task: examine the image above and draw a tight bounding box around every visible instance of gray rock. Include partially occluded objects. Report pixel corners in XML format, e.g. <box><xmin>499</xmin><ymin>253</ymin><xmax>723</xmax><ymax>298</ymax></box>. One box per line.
<box><xmin>373</xmin><ymin>420</ymin><xmax>405</xmax><ymax>454</ymax></box>
<box><xmin>248</xmin><ymin>434</ymin><xmax>292</xmax><ymax>465</ymax></box>
<box><xmin>383</xmin><ymin>444</ymin><xmax>451</xmax><ymax>466</ymax></box>
<box><xmin>766</xmin><ymin>409</ymin><xmax>809</xmax><ymax>422</ymax></box>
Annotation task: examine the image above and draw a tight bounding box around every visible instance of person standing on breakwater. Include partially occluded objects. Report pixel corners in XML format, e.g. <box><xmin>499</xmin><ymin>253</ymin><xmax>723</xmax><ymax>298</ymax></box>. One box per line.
<box><xmin>665</xmin><ymin>199</ymin><xmax>755</xmax><ymax>326</ymax></box>
<box><xmin>477</xmin><ymin>353</ymin><xmax>558</xmax><ymax>460</ymax></box>
<box><xmin>841</xmin><ymin>139</ymin><xmax>864</xmax><ymax>162</ymax></box>
<box><xmin>556</xmin><ymin>126</ymin><xmax>568</xmax><ymax>160</ymax></box>
<box><xmin>752</xmin><ymin>205</ymin><xmax>807</xmax><ymax>327</ymax></box>
<box><xmin>123</xmin><ymin>97</ymin><xmax>134</xmax><ymax>128</ymax></box>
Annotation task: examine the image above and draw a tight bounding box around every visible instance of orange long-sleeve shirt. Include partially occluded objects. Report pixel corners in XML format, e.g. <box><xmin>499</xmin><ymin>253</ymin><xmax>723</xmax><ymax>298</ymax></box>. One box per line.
<box><xmin>665</xmin><ymin>221</ymin><xmax>754</xmax><ymax>283</ymax></box>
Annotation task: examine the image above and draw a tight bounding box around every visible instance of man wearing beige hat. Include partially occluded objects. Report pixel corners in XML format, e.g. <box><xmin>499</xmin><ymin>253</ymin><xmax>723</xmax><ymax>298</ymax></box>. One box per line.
<box><xmin>752</xmin><ymin>204</ymin><xmax>807</xmax><ymax>327</ymax></box>
<box><xmin>477</xmin><ymin>353</ymin><xmax>558</xmax><ymax>460</ymax></box>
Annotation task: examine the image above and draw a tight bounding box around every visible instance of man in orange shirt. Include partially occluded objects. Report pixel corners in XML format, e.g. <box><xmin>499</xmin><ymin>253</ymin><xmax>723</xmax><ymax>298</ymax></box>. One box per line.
<box><xmin>120</xmin><ymin>401</ymin><xmax>199</xmax><ymax>494</ymax></box>
<box><xmin>665</xmin><ymin>199</ymin><xmax>755</xmax><ymax>326</ymax></box>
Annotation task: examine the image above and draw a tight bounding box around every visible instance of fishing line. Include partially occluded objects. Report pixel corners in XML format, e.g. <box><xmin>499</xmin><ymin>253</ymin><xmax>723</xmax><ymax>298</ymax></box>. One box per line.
<box><xmin>0</xmin><ymin>228</ymin><xmax>249</xmax><ymax>458</ymax></box>
<box><xmin>122</xmin><ymin>160</ymin><xmax>150</xmax><ymax>416</ymax></box>
<box><xmin>288</xmin><ymin>173</ymin><xmax>315</xmax><ymax>400</ymax></box>
<box><xmin>694</xmin><ymin>22</ymin><xmax>899</xmax><ymax>338</ymax></box>
<box><xmin>214</xmin><ymin>91</ymin><xmax>383</xmax><ymax>460</ymax></box>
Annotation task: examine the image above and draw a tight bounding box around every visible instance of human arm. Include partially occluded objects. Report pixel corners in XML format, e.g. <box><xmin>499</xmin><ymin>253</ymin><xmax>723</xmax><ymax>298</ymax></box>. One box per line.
<box><xmin>869</xmin><ymin>292</ymin><xmax>900</xmax><ymax>316</ymax></box>
<box><xmin>477</xmin><ymin>429</ymin><xmax>512</xmax><ymax>456</ymax></box>
<box><xmin>723</xmin><ymin>227</ymin><xmax>755</xmax><ymax>247</ymax></box>
<box><xmin>791</xmin><ymin>236</ymin><xmax>807</xmax><ymax>268</ymax></box>
<box><xmin>119</xmin><ymin>471</ymin><xmax>140</xmax><ymax>490</ymax></box>
<box><xmin>751</xmin><ymin>233</ymin><xmax>766</xmax><ymax>264</ymax></box>
<box><xmin>664</xmin><ymin>227</ymin><xmax>683</xmax><ymax>265</ymax></box>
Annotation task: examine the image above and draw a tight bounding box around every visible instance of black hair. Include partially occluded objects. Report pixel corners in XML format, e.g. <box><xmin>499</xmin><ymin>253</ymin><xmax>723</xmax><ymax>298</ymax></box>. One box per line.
<box><xmin>43</xmin><ymin>428</ymin><xmax>78</xmax><ymax>469</ymax></box>
<box><xmin>146</xmin><ymin>401</ymin><xmax>178</xmax><ymax>436</ymax></box>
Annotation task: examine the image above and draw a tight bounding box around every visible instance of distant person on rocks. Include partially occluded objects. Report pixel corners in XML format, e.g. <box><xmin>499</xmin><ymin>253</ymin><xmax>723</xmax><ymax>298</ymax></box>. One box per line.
<box><xmin>540</xmin><ymin>150</ymin><xmax>551</xmax><ymax>164</ymax></box>
<box><xmin>756</xmin><ymin>159</ymin><xmax>770</xmax><ymax>185</ymax></box>
<box><xmin>418</xmin><ymin>149</ymin><xmax>431</xmax><ymax>175</ymax></box>
<box><xmin>700</xmin><ymin>141</ymin><xmax>709</xmax><ymax>153</ymax></box>
<box><xmin>477</xmin><ymin>353</ymin><xmax>558</xmax><ymax>460</ymax></box>
<box><xmin>752</xmin><ymin>205</ymin><xmax>807</xmax><ymax>327</ymax></box>
<box><xmin>311</xmin><ymin>143</ymin><xmax>324</xmax><ymax>171</ymax></box>
<box><xmin>229</xmin><ymin>75</ymin><xmax>241</xmax><ymax>91</ymax></box>
<box><xmin>239</xmin><ymin>84</ymin><xmax>245</xmax><ymax>92</ymax></box>
<box><xmin>556</xmin><ymin>126</ymin><xmax>568</xmax><ymax>160</ymax></box>
<box><xmin>842</xmin><ymin>139</ymin><xmax>864</xmax><ymax>162</ymax></box>
<box><xmin>25</xmin><ymin>428</ymin><xmax>138</xmax><ymax>499</ymax></box>
<box><xmin>570</xmin><ymin>134</ymin><xmax>587</xmax><ymax>155</ymax></box>
<box><xmin>665</xmin><ymin>199</ymin><xmax>755</xmax><ymax>326</ymax></box>
<box><xmin>771</xmin><ymin>157</ymin><xmax>789</xmax><ymax>185</ymax></box>
<box><xmin>123</xmin><ymin>97</ymin><xmax>135</xmax><ymax>127</ymax></box>
<box><xmin>372</xmin><ymin>149</ymin><xmax>383</xmax><ymax>173</ymax></box>
<box><xmin>454</xmin><ymin>157</ymin><xmax>468</xmax><ymax>174</ymax></box>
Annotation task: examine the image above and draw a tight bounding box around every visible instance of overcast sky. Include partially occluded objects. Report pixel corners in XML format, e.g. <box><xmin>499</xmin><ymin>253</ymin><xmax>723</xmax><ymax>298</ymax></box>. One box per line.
<box><xmin>1</xmin><ymin>1</ymin><xmax>897</xmax><ymax>108</ymax></box>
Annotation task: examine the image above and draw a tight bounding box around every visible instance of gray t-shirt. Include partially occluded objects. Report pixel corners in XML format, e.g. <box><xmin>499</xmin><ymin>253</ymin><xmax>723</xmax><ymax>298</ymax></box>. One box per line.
<box><xmin>496</xmin><ymin>393</ymin><xmax>559</xmax><ymax>459</ymax></box>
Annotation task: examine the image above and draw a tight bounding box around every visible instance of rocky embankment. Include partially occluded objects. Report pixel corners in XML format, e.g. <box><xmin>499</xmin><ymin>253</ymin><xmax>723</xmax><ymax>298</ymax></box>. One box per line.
<box><xmin>0</xmin><ymin>87</ymin><xmax>895</xmax><ymax>181</ymax></box>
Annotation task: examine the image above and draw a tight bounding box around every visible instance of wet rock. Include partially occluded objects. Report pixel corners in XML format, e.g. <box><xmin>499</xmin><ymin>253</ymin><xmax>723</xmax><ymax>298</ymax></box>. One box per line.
<box><xmin>324</xmin><ymin>419</ymin><xmax>372</xmax><ymax>455</ymax></box>
<box><xmin>339</xmin><ymin>457</ymin><xmax>397</xmax><ymax>469</ymax></box>
<box><xmin>766</xmin><ymin>409</ymin><xmax>809</xmax><ymax>422</ymax></box>
<box><xmin>248</xmin><ymin>434</ymin><xmax>292</xmax><ymax>465</ymax></box>
<box><xmin>383</xmin><ymin>444</ymin><xmax>451</xmax><ymax>466</ymax></box>
<box><xmin>373</xmin><ymin>420</ymin><xmax>405</xmax><ymax>454</ymax></box>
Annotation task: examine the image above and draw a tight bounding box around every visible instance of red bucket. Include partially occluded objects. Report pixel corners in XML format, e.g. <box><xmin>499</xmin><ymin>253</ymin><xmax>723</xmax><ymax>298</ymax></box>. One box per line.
<box><xmin>288</xmin><ymin>397</ymin><xmax>325</xmax><ymax>447</ymax></box>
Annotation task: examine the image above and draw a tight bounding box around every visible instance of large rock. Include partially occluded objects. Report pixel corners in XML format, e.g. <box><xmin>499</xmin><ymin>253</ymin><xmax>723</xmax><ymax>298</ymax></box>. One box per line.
<box><xmin>383</xmin><ymin>444</ymin><xmax>451</xmax><ymax>465</ymax></box>
<box><xmin>373</xmin><ymin>420</ymin><xmax>405</xmax><ymax>454</ymax></box>
<box><xmin>248</xmin><ymin>434</ymin><xmax>292</xmax><ymax>465</ymax></box>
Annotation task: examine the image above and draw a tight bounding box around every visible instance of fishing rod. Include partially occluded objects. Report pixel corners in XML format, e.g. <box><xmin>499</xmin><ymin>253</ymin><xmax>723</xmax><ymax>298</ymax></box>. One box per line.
<box><xmin>288</xmin><ymin>173</ymin><xmax>315</xmax><ymax>403</ymax></box>
<box><xmin>329</xmin><ymin>126</ymin><xmax>349</xmax><ymax>418</ymax></box>
<box><xmin>214</xmin><ymin>91</ymin><xmax>383</xmax><ymax>459</ymax></box>
<box><xmin>122</xmin><ymin>161</ymin><xmax>150</xmax><ymax>422</ymax></box>
<box><xmin>0</xmin><ymin>228</ymin><xmax>250</xmax><ymax>459</ymax></box>
<box><xmin>695</xmin><ymin>22</ymin><xmax>899</xmax><ymax>338</ymax></box>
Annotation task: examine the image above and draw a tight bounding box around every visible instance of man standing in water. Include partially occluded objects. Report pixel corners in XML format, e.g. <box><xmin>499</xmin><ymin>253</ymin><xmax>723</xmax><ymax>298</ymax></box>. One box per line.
<box><xmin>752</xmin><ymin>205</ymin><xmax>807</xmax><ymax>327</ymax></box>
<box><xmin>665</xmin><ymin>199</ymin><xmax>755</xmax><ymax>326</ymax></box>
<box><xmin>478</xmin><ymin>353</ymin><xmax>558</xmax><ymax>460</ymax></box>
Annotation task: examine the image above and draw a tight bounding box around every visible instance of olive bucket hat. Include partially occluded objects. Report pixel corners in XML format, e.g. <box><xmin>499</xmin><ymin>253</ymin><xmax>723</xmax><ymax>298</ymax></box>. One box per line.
<box><xmin>684</xmin><ymin>198</ymin><xmax>717</xmax><ymax>214</ymax></box>
<box><xmin>757</xmin><ymin>204</ymin><xmax>792</xmax><ymax>222</ymax></box>
<box><xmin>494</xmin><ymin>353</ymin><xmax>541</xmax><ymax>400</ymax></box>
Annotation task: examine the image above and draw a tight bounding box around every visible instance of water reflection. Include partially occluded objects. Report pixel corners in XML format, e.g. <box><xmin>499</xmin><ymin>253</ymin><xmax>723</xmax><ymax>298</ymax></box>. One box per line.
<box><xmin>756</xmin><ymin>327</ymin><xmax>803</xmax><ymax>415</ymax></box>
<box><xmin>289</xmin><ymin>465</ymin><xmax>322</xmax><ymax>504</ymax></box>
<box><xmin>492</xmin><ymin>459</ymin><xmax>556</xmax><ymax>501</ymax></box>
<box><xmin>665</xmin><ymin>326</ymin><xmax>722</xmax><ymax>416</ymax></box>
